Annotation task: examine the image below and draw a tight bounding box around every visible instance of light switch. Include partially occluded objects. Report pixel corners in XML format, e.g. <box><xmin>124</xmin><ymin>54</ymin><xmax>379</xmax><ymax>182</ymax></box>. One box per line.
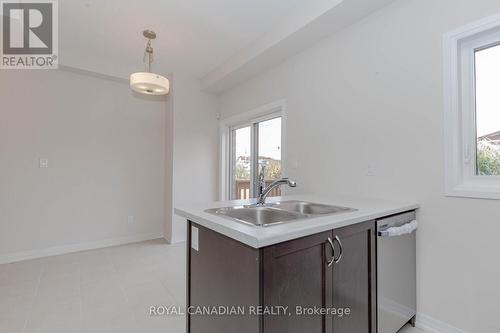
<box><xmin>39</xmin><ymin>158</ymin><xmax>49</xmax><ymax>168</ymax></box>
<box><xmin>366</xmin><ymin>163</ymin><xmax>376</xmax><ymax>176</ymax></box>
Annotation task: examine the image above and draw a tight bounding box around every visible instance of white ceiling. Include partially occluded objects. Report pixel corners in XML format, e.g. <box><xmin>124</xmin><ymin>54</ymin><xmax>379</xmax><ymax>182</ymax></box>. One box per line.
<box><xmin>59</xmin><ymin>0</ymin><xmax>307</xmax><ymax>80</ymax></box>
<box><xmin>202</xmin><ymin>0</ymin><xmax>397</xmax><ymax>92</ymax></box>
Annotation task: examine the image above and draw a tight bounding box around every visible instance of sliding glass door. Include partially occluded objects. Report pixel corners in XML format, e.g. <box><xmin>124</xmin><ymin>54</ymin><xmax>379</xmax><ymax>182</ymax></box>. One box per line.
<box><xmin>230</xmin><ymin>116</ymin><xmax>282</xmax><ymax>200</ymax></box>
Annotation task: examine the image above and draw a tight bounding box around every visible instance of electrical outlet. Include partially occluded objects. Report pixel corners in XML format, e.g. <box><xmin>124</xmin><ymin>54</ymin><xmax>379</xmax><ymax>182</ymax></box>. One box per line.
<box><xmin>127</xmin><ymin>216</ymin><xmax>134</xmax><ymax>224</ymax></box>
<box><xmin>39</xmin><ymin>158</ymin><xmax>49</xmax><ymax>168</ymax></box>
<box><xmin>191</xmin><ymin>226</ymin><xmax>199</xmax><ymax>251</ymax></box>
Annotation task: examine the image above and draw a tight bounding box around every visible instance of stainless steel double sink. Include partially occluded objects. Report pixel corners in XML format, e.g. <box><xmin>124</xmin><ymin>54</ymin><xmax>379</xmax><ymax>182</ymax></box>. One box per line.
<box><xmin>205</xmin><ymin>200</ymin><xmax>356</xmax><ymax>227</ymax></box>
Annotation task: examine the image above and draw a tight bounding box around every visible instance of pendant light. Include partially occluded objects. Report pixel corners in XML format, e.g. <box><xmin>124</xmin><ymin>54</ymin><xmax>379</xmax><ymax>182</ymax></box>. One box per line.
<box><xmin>130</xmin><ymin>30</ymin><xmax>170</xmax><ymax>96</ymax></box>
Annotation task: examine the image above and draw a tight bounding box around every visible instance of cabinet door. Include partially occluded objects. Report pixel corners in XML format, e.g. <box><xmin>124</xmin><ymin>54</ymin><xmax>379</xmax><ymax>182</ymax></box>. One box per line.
<box><xmin>188</xmin><ymin>223</ymin><xmax>261</xmax><ymax>333</ymax></box>
<box><xmin>263</xmin><ymin>231</ymin><xmax>333</xmax><ymax>333</ymax></box>
<box><xmin>331</xmin><ymin>221</ymin><xmax>376</xmax><ymax>333</ymax></box>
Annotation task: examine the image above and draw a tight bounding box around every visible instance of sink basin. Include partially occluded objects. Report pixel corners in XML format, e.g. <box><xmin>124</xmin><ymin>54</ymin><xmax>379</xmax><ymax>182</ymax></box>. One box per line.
<box><xmin>269</xmin><ymin>200</ymin><xmax>356</xmax><ymax>215</ymax></box>
<box><xmin>205</xmin><ymin>200</ymin><xmax>356</xmax><ymax>227</ymax></box>
<box><xmin>205</xmin><ymin>206</ymin><xmax>304</xmax><ymax>226</ymax></box>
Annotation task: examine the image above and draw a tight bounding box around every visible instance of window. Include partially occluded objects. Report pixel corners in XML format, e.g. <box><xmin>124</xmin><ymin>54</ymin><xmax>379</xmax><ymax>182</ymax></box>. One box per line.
<box><xmin>232</xmin><ymin>126</ymin><xmax>252</xmax><ymax>199</ymax></box>
<box><xmin>220</xmin><ymin>101</ymin><xmax>285</xmax><ymax>200</ymax></box>
<box><xmin>475</xmin><ymin>45</ymin><xmax>500</xmax><ymax>175</ymax></box>
<box><xmin>230</xmin><ymin>116</ymin><xmax>282</xmax><ymax>200</ymax></box>
<box><xmin>444</xmin><ymin>15</ymin><xmax>500</xmax><ymax>199</ymax></box>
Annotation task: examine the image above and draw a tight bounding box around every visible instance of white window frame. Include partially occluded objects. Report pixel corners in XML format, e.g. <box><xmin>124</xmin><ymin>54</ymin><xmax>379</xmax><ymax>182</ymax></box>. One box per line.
<box><xmin>444</xmin><ymin>13</ymin><xmax>500</xmax><ymax>199</ymax></box>
<box><xmin>219</xmin><ymin>100</ymin><xmax>286</xmax><ymax>201</ymax></box>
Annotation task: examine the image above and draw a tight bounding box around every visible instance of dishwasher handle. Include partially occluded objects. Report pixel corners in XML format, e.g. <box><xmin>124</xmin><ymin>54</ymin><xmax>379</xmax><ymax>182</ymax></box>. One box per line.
<box><xmin>378</xmin><ymin>220</ymin><xmax>418</xmax><ymax>237</ymax></box>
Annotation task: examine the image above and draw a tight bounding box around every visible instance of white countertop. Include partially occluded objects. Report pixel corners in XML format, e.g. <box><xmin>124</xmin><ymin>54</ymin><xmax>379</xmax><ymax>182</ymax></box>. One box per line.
<box><xmin>174</xmin><ymin>194</ymin><xmax>419</xmax><ymax>248</ymax></box>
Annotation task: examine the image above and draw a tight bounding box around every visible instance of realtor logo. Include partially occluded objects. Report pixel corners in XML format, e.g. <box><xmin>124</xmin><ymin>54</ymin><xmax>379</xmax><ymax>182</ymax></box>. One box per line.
<box><xmin>1</xmin><ymin>0</ymin><xmax>58</xmax><ymax>69</ymax></box>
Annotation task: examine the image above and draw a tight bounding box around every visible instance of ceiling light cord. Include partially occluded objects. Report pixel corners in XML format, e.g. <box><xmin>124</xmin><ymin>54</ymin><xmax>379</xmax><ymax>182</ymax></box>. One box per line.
<box><xmin>143</xmin><ymin>38</ymin><xmax>154</xmax><ymax>73</ymax></box>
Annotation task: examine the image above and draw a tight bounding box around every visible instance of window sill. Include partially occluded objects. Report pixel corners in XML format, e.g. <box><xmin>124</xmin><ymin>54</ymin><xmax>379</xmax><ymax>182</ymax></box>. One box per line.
<box><xmin>446</xmin><ymin>182</ymin><xmax>500</xmax><ymax>200</ymax></box>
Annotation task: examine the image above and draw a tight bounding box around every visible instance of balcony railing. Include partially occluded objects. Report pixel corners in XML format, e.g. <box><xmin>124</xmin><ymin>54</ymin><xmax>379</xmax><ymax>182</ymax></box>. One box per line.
<box><xmin>235</xmin><ymin>180</ymin><xmax>281</xmax><ymax>200</ymax></box>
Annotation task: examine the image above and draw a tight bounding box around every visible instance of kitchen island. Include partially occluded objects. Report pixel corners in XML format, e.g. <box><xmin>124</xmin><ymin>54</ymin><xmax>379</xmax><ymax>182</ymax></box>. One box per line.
<box><xmin>175</xmin><ymin>194</ymin><xmax>418</xmax><ymax>333</ymax></box>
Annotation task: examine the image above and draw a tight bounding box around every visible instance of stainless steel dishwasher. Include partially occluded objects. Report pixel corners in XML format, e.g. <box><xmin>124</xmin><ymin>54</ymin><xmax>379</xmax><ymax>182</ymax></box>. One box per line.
<box><xmin>377</xmin><ymin>211</ymin><xmax>417</xmax><ymax>333</ymax></box>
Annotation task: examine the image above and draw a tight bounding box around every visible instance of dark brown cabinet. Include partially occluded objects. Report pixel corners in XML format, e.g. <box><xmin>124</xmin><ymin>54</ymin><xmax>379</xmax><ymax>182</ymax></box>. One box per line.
<box><xmin>331</xmin><ymin>222</ymin><xmax>376</xmax><ymax>333</ymax></box>
<box><xmin>262</xmin><ymin>230</ymin><xmax>333</xmax><ymax>333</ymax></box>
<box><xmin>187</xmin><ymin>220</ymin><xmax>376</xmax><ymax>333</ymax></box>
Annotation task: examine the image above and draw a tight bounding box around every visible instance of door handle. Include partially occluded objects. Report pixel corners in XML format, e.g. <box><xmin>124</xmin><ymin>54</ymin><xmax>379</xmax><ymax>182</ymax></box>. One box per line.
<box><xmin>326</xmin><ymin>237</ymin><xmax>335</xmax><ymax>267</ymax></box>
<box><xmin>333</xmin><ymin>235</ymin><xmax>343</xmax><ymax>264</ymax></box>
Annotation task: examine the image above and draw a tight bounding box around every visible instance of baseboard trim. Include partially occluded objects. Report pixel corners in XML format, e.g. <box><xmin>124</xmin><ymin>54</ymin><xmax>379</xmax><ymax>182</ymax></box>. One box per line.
<box><xmin>169</xmin><ymin>236</ymin><xmax>187</xmax><ymax>245</ymax></box>
<box><xmin>0</xmin><ymin>233</ymin><xmax>163</xmax><ymax>265</ymax></box>
<box><xmin>416</xmin><ymin>312</ymin><xmax>468</xmax><ymax>333</ymax></box>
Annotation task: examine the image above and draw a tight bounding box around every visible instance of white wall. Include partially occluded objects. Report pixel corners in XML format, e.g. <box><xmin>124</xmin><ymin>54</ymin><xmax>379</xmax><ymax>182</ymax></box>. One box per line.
<box><xmin>164</xmin><ymin>76</ymin><xmax>175</xmax><ymax>243</ymax></box>
<box><xmin>0</xmin><ymin>70</ymin><xmax>167</xmax><ymax>262</ymax></box>
<box><xmin>219</xmin><ymin>0</ymin><xmax>500</xmax><ymax>332</ymax></box>
<box><xmin>167</xmin><ymin>74</ymin><xmax>219</xmax><ymax>243</ymax></box>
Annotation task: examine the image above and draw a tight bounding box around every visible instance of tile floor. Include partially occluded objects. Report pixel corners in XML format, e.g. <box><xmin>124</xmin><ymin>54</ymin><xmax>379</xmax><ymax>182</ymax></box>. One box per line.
<box><xmin>0</xmin><ymin>239</ymin><xmax>185</xmax><ymax>333</ymax></box>
<box><xmin>0</xmin><ymin>239</ymin><xmax>424</xmax><ymax>333</ymax></box>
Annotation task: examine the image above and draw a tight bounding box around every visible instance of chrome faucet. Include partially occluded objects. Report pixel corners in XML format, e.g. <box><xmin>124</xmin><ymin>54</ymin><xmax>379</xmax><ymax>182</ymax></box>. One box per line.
<box><xmin>257</xmin><ymin>178</ymin><xmax>297</xmax><ymax>205</ymax></box>
<box><xmin>258</xmin><ymin>165</ymin><xmax>266</xmax><ymax>196</ymax></box>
